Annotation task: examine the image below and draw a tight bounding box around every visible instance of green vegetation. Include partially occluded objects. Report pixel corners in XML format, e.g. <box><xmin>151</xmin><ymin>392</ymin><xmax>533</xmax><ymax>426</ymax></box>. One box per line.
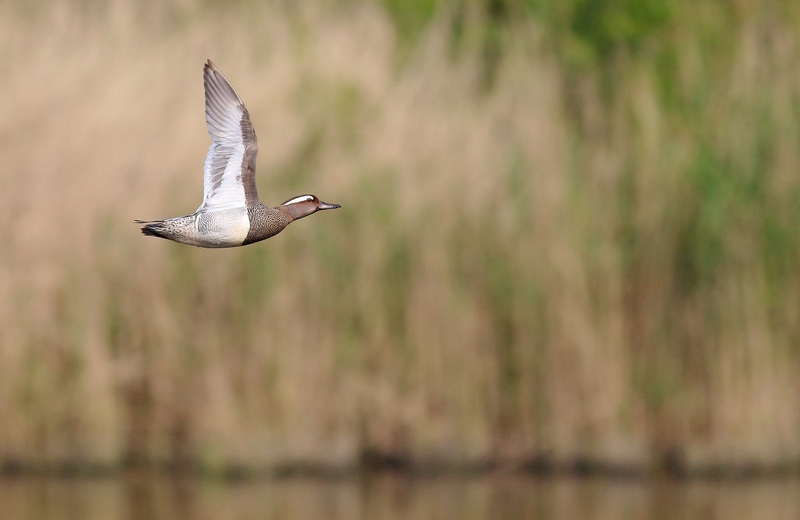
<box><xmin>0</xmin><ymin>0</ymin><xmax>799</xmax><ymax>474</ymax></box>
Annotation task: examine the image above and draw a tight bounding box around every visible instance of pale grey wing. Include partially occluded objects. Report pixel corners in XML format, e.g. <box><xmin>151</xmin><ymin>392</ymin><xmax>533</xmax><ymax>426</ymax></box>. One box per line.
<box><xmin>199</xmin><ymin>60</ymin><xmax>260</xmax><ymax>212</ymax></box>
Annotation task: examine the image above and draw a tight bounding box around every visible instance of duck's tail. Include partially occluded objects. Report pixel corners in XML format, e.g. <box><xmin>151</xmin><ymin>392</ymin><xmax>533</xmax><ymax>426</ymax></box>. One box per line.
<box><xmin>134</xmin><ymin>215</ymin><xmax>196</xmax><ymax>242</ymax></box>
<box><xmin>134</xmin><ymin>219</ymin><xmax>169</xmax><ymax>238</ymax></box>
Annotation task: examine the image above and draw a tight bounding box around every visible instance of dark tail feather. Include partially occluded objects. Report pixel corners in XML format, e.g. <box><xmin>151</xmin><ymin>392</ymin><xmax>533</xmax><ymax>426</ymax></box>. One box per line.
<box><xmin>134</xmin><ymin>220</ymin><xmax>166</xmax><ymax>238</ymax></box>
<box><xmin>141</xmin><ymin>225</ymin><xmax>164</xmax><ymax>238</ymax></box>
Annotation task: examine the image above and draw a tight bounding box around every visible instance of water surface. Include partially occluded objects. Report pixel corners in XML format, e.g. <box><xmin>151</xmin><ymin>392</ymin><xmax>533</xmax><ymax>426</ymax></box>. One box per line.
<box><xmin>1</xmin><ymin>473</ymin><xmax>798</xmax><ymax>520</ymax></box>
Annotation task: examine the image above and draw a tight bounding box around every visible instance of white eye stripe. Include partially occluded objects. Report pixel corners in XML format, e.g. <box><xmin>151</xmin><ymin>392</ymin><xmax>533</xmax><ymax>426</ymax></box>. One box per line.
<box><xmin>282</xmin><ymin>195</ymin><xmax>315</xmax><ymax>205</ymax></box>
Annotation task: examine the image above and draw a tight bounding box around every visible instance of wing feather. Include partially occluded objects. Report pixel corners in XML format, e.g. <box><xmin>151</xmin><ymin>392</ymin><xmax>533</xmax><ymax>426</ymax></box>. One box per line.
<box><xmin>198</xmin><ymin>60</ymin><xmax>260</xmax><ymax>212</ymax></box>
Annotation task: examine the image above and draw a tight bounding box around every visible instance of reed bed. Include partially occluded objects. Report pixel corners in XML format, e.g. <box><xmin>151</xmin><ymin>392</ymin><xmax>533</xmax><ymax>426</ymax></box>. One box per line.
<box><xmin>0</xmin><ymin>0</ymin><xmax>799</xmax><ymax>474</ymax></box>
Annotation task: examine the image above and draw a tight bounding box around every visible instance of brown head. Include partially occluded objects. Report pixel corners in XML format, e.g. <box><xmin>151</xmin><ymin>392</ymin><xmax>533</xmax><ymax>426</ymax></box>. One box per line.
<box><xmin>278</xmin><ymin>194</ymin><xmax>341</xmax><ymax>221</ymax></box>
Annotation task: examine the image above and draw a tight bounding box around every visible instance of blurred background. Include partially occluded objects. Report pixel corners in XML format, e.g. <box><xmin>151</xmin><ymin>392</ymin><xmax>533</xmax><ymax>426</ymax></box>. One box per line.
<box><xmin>1</xmin><ymin>0</ymin><xmax>800</xmax><ymax>515</ymax></box>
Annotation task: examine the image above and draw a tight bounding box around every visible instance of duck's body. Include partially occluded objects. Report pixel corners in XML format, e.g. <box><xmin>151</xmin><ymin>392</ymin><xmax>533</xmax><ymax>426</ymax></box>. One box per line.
<box><xmin>137</xmin><ymin>60</ymin><xmax>339</xmax><ymax>248</ymax></box>
<box><xmin>140</xmin><ymin>207</ymin><xmax>255</xmax><ymax>248</ymax></box>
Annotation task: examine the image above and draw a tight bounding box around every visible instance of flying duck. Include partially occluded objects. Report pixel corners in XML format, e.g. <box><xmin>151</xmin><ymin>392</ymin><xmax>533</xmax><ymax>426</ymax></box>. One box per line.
<box><xmin>136</xmin><ymin>60</ymin><xmax>340</xmax><ymax>248</ymax></box>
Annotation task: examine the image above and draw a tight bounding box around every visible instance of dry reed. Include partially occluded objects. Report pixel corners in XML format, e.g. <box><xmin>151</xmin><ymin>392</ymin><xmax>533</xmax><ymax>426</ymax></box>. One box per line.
<box><xmin>0</xmin><ymin>0</ymin><xmax>799</xmax><ymax>474</ymax></box>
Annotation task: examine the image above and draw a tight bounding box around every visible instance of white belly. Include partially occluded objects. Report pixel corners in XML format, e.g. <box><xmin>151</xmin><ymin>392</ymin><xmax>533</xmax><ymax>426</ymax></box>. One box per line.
<box><xmin>195</xmin><ymin>208</ymin><xmax>250</xmax><ymax>247</ymax></box>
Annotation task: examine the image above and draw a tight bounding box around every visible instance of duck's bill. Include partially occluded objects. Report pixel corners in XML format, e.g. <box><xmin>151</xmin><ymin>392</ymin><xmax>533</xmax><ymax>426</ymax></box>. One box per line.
<box><xmin>317</xmin><ymin>200</ymin><xmax>341</xmax><ymax>210</ymax></box>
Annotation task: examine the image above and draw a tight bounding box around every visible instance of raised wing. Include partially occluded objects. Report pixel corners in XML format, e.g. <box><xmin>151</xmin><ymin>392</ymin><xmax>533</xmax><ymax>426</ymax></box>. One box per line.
<box><xmin>199</xmin><ymin>60</ymin><xmax>260</xmax><ymax>212</ymax></box>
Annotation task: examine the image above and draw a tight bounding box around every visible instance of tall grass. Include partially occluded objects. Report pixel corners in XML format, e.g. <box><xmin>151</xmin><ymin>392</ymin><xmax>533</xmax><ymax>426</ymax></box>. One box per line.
<box><xmin>0</xmin><ymin>0</ymin><xmax>799</xmax><ymax>474</ymax></box>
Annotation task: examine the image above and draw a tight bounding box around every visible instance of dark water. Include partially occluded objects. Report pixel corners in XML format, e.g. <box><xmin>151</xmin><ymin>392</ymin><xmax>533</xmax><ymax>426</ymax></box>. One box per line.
<box><xmin>2</xmin><ymin>473</ymin><xmax>799</xmax><ymax>520</ymax></box>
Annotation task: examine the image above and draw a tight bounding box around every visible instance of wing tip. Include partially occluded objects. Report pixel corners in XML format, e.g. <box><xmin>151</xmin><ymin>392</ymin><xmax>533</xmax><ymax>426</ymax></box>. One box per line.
<box><xmin>203</xmin><ymin>59</ymin><xmax>243</xmax><ymax>104</ymax></box>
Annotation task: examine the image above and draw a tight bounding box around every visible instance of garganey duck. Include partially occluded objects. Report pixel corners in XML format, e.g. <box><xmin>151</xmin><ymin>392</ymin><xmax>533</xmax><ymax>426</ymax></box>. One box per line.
<box><xmin>136</xmin><ymin>60</ymin><xmax>340</xmax><ymax>247</ymax></box>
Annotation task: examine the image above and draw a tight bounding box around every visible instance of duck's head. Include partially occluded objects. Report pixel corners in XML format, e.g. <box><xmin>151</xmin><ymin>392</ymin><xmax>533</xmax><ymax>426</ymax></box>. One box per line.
<box><xmin>279</xmin><ymin>194</ymin><xmax>341</xmax><ymax>220</ymax></box>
